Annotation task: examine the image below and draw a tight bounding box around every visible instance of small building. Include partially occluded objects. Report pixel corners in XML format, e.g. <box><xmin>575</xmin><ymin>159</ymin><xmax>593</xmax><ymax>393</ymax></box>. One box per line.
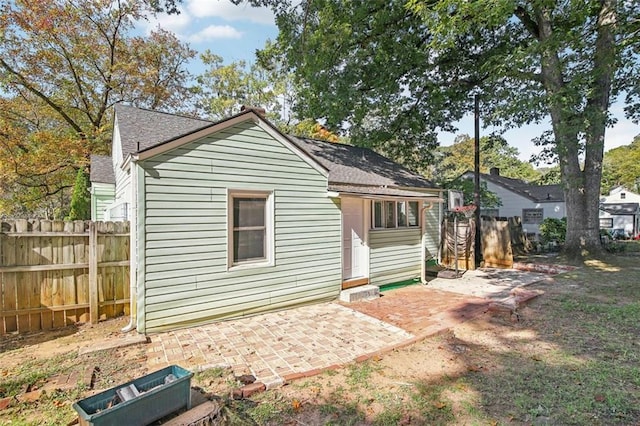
<box><xmin>599</xmin><ymin>186</ymin><xmax>640</xmax><ymax>237</ymax></box>
<box><xmin>90</xmin><ymin>105</ymin><xmax>443</xmax><ymax>333</ymax></box>
<box><xmin>461</xmin><ymin>168</ymin><xmax>565</xmax><ymax>240</ymax></box>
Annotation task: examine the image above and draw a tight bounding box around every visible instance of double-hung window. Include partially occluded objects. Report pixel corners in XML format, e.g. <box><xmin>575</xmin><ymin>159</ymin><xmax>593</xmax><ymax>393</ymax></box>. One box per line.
<box><xmin>372</xmin><ymin>200</ymin><xmax>420</xmax><ymax>229</ymax></box>
<box><xmin>522</xmin><ymin>208</ymin><xmax>544</xmax><ymax>224</ymax></box>
<box><xmin>228</xmin><ymin>191</ymin><xmax>274</xmax><ymax>268</ymax></box>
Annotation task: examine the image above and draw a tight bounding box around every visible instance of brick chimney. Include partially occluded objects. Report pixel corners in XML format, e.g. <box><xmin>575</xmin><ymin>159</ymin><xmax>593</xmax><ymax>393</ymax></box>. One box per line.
<box><xmin>489</xmin><ymin>167</ymin><xmax>500</xmax><ymax>176</ymax></box>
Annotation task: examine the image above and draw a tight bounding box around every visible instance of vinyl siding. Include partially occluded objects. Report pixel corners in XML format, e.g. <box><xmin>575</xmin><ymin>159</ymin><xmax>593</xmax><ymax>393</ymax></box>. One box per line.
<box><xmin>90</xmin><ymin>182</ymin><xmax>115</xmax><ymax>221</ymax></box>
<box><xmin>482</xmin><ymin>180</ymin><xmax>565</xmax><ymax>236</ymax></box>
<box><xmin>110</xmin><ymin>121</ymin><xmax>132</xmax><ymax>217</ymax></box>
<box><xmin>369</xmin><ymin>228</ymin><xmax>422</xmax><ymax>286</ymax></box>
<box><xmin>424</xmin><ymin>201</ymin><xmax>441</xmax><ymax>260</ymax></box>
<box><xmin>137</xmin><ymin>122</ymin><xmax>341</xmax><ymax>333</ymax></box>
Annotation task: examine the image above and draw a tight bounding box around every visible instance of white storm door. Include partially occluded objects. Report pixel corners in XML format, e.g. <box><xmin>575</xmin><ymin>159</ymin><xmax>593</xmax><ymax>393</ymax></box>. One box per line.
<box><xmin>342</xmin><ymin>198</ymin><xmax>366</xmax><ymax>280</ymax></box>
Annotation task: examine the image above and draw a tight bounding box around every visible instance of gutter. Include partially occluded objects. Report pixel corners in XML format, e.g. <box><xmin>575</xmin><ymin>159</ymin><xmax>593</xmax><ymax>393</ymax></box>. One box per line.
<box><xmin>121</xmin><ymin>155</ymin><xmax>139</xmax><ymax>333</ymax></box>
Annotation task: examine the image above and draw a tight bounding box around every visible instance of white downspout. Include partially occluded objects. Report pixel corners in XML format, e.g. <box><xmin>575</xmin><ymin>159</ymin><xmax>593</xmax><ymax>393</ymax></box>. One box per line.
<box><xmin>420</xmin><ymin>201</ymin><xmax>436</xmax><ymax>284</ymax></box>
<box><xmin>121</xmin><ymin>158</ymin><xmax>138</xmax><ymax>333</ymax></box>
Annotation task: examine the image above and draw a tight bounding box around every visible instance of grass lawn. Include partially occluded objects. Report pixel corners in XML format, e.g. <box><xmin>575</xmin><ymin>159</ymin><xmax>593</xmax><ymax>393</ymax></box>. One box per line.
<box><xmin>253</xmin><ymin>251</ymin><xmax>640</xmax><ymax>425</ymax></box>
<box><xmin>1</xmin><ymin>248</ymin><xmax>639</xmax><ymax>425</ymax></box>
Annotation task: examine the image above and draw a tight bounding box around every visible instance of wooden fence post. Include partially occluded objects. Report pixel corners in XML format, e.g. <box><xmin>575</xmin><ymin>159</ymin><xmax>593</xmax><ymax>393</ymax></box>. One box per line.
<box><xmin>89</xmin><ymin>222</ymin><xmax>98</xmax><ymax>324</ymax></box>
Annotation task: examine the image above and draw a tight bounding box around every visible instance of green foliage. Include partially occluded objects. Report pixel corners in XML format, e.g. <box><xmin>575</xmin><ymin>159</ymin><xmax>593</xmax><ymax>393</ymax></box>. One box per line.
<box><xmin>533</xmin><ymin>166</ymin><xmax>562</xmax><ymax>185</ymax></box>
<box><xmin>445</xmin><ymin>177</ymin><xmax>501</xmax><ymax>209</ymax></box>
<box><xmin>257</xmin><ymin>0</ymin><xmax>639</xmax><ymax>257</ymax></box>
<box><xmin>539</xmin><ymin>218</ymin><xmax>567</xmax><ymax>245</ymax></box>
<box><xmin>433</xmin><ymin>134</ymin><xmax>540</xmax><ymax>183</ymax></box>
<box><xmin>0</xmin><ymin>0</ymin><xmax>195</xmax><ymax>217</ymax></box>
<box><xmin>67</xmin><ymin>169</ymin><xmax>90</xmax><ymax>220</ymax></box>
<box><xmin>195</xmin><ymin>51</ymin><xmax>286</xmax><ymax>122</ymax></box>
<box><xmin>601</xmin><ymin>135</ymin><xmax>640</xmax><ymax>194</ymax></box>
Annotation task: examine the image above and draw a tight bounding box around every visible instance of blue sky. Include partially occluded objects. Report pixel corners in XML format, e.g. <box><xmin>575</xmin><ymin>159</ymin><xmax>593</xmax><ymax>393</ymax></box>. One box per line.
<box><xmin>141</xmin><ymin>0</ymin><xmax>640</xmax><ymax>164</ymax></box>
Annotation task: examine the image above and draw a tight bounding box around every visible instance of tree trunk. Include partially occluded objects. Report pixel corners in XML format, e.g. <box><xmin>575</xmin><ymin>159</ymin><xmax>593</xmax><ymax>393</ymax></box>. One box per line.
<box><xmin>534</xmin><ymin>1</ymin><xmax>616</xmax><ymax>262</ymax></box>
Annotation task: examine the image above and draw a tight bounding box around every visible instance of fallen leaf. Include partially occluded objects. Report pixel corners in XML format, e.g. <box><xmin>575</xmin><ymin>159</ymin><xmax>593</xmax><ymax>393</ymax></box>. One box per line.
<box><xmin>434</xmin><ymin>401</ymin><xmax>447</xmax><ymax>409</ymax></box>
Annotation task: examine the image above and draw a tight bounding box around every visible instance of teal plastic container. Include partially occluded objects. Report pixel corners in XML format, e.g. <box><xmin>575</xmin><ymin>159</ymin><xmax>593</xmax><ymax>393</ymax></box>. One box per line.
<box><xmin>73</xmin><ymin>365</ymin><xmax>193</xmax><ymax>426</ymax></box>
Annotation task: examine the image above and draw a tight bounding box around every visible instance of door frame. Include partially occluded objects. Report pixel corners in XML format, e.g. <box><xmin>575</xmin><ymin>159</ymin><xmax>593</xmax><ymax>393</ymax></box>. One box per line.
<box><xmin>341</xmin><ymin>197</ymin><xmax>369</xmax><ymax>287</ymax></box>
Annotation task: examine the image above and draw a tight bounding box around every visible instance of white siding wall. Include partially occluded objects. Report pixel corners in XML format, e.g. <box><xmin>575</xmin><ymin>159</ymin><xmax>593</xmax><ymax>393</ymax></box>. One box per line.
<box><xmin>602</xmin><ymin>186</ymin><xmax>640</xmax><ymax>203</ymax></box>
<box><xmin>137</xmin><ymin>122</ymin><xmax>342</xmax><ymax>333</ymax></box>
<box><xmin>600</xmin><ymin>187</ymin><xmax>640</xmax><ymax>234</ymax></box>
<box><xmin>111</xmin><ymin>120</ymin><xmax>132</xmax><ymax>216</ymax></box>
<box><xmin>483</xmin><ymin>180</ymin><xmax>565</xmax><ymax>236</ymax></box>
<box><xmin>369</xmin><ymin>228</ymin><xmax>422</xmax><ymax>286</ymax></box>
<box><xmin>599</xmin><ymin>211</ymin><xmax>635</xmax><ymax>233</ymax></box>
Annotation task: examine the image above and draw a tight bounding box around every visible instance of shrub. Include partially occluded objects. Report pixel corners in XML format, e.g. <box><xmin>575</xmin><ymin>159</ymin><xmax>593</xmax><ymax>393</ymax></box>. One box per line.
<box><xmin>67</xmin><ymin>169</ymin><xmax>91</xmax><ymax>220</ymax></box>
<box><xmin>539</xmin><ymin>217</ymin><xmax>567</xmax><ymax>245</ymax></box>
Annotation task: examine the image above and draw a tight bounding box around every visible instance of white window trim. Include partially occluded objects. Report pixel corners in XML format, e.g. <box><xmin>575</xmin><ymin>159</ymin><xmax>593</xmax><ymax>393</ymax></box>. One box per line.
<box><xmin>371</xmin><ymin>200</ymin><xmax>421</xmax><ymax>230</ymax></box>
<box><xmin>227</xmin><ymin>190</ymin><xmax>275</xmax><ymax>270</ymax></box>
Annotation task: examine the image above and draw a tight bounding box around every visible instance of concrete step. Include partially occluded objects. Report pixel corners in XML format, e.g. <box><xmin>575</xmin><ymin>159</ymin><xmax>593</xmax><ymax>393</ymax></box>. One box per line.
<box><xmin>339</xmin><ymin>285</ymin><xmax>380</xmax><ymax>303</ymax></box>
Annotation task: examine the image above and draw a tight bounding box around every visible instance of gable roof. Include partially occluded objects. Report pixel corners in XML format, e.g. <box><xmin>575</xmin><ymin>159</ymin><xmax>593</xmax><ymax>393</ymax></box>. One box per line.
<box><xmin>466</xmin><ymin>171</ymin><xmax>564</xmax><ymax>202</ymax></box>
<box><xmin>90</xmin><ymin>154</ymin><xmax>115</xmax><ymax>184</ymax></box>
<box><xmin>114</xmin><ymin>104</ymin><xmax>212</xmax><ymax>160</ymax></box>
<box><xmin>600</xmin><ymin>202</ymin><xmax>640</xmax><ymax>215</ymax></box>
<box><xmin>111</xmin><ymin>105</ymin><xmax>439</xmax><ymax>195</ymax></box>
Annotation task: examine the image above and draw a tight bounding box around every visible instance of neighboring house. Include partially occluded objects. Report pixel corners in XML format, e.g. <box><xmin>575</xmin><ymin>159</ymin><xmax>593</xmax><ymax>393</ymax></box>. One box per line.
<box><xmin>89</xmin><ymin>154</ymin><xmax>115</xmax><ymax>221</ymax></box>
<box><xmin>461</xmin><ymin>168</ymin><xmax>565</xmax><ymax>240</ymax></box>
<box><xmin>90</xmin><ymin>104</ymin><xmax>443</xmax><ymax>333</ymax></box>
<box><xmin>599</xmin><ymin>186</ymin><xmax>640</xmax><ymax>236</ymax></box>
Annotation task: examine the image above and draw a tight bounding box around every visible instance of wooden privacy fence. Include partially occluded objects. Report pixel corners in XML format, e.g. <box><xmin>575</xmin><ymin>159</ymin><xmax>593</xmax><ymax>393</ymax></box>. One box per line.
<box><xmin>0</xmin><ymin>220</ymin><xmax>130</xmax><ymax>335</ymax></box>
<box><xmin>481</xmin><ymin>216</ymin><xmax>534</xmax><ymax>268</ymax></box>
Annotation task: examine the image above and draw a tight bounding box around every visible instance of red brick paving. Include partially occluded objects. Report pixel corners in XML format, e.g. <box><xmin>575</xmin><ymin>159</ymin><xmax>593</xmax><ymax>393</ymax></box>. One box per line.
<box><xmin>344</xmin><ymin>285</ymin><xmax>490</xmax><ymax>336</ymax></box>
<box><xmin>145</xmin><ymin>285</ymin><xmax>495</xmax><ymax>389</ymax></box>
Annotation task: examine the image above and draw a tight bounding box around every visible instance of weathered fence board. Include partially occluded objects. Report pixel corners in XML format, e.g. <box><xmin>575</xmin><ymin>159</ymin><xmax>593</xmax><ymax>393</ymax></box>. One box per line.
<box><xmin>440</xmin><ymin>218</ymin><xmax>476</xmax><ymax>271</ymax></box>
<box><xmin>481</xmin><ymin>217</ymin><xmax>514</xmax><ymax>268</ymax></box>
<box><xmin>0</xmin><ymin>220</ymin><xmax>130</xmax><ymax>335</ymax></box>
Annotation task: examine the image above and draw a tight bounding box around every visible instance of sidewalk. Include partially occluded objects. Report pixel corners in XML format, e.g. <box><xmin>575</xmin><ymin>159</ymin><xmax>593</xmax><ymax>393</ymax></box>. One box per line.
<box><xmin>146</xmin><ymin>268</ymin><xmax>551</xmax><ymax>388</ymax></box>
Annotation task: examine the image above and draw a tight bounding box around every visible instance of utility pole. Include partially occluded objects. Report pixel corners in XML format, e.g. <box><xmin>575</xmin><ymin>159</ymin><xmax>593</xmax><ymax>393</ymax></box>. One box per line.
<box><xmin>474</xmin><ymin>94</ymin><xmax>481</xmax><ymax>268</ymax></box>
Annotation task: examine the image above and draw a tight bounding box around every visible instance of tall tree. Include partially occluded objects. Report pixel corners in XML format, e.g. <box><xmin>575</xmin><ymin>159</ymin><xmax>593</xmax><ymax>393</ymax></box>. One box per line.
<box><xmin>0</xmin><ymin>96</ymin><xmax>85</xmax><ymax>218</ymax></box>
<box><xmin>247</xmin><ymin>0</ymin><xmax>639</xmax><ymax>261</ymax></box>
<box><xmin>601</xmin><ymin>135</ymin><xmax>640</xmax><ymax>194</ymax></box>
<box><xmin>433</xmin><ymin>134</ymin><xmax>540</xmax><ymax>183</ymax></box>
<box><xmin>0</xmin><ymin>0</ymin><xmax>196</xmax><ymax>216</ymax></box>
<box><xmin>195</xmin><ymin>51</ymin><xmax>285</xmax><ymax>122</ymax></box>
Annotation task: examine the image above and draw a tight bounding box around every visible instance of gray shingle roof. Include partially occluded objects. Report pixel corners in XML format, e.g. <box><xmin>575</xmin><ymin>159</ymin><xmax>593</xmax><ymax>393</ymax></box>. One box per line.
<box><xmin>90</xmin><ymin>154</ymin><xmax>115</xmax><ymax>184</ymax></box>
<box><xmin>114</xmin><ymin>104</ymin><xmax>213</xmax><ymax>159</ymax></box>
<box><xmin>600</xmin><ymin>203</ymin><xmax>639</xmax><ymax>215</ymax></box>
<box><xmin>476</xmin><ymin>172</ymin><xmax>564</xmax><ymax>202</ymax></box>
<box><xmin>327</xmin><ymin>184</ymin><xmax>438</xmax><ymax>198</ymax></box>
<box><xmin>290</xmin><ymin>136</ymin><xmax>436</xmax><ymax>189</ymax></box>
<box><xmin>111</xmin><ymin>105</ymin><xmax>438</xmax><ymax>192</ymax></box>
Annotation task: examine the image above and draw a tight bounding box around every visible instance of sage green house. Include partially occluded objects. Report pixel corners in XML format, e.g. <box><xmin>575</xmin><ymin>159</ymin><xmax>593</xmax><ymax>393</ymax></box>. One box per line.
<box><xmin>89</xmin><ymin>155</ymin><xmax>116</xmax><ymax>221</ymax></box>
<box><xmin>90</xmin><ymin>105</ymin><xmax>443</xmax><ymax>334</ymax></box>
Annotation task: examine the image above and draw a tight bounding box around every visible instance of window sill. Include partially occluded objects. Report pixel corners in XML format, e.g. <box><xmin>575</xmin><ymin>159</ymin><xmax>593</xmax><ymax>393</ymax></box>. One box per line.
<box><xmin>370</xmin><ymin>226</ymin><xmax>420</xmax><ymax>232</ymax></box>
<box><xmin>228</xmin><ymin>260</ymin><xmax>274</xmax><ymax>272</ymax></box>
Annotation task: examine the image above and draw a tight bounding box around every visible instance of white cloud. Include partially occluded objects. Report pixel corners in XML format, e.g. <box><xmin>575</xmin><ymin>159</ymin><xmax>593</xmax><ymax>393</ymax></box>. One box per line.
<box><xmin>187</xmin><ymin>0</ymin><xmax>275</xmax><ymax>25</ymax></box>
<box><xmin>144</xmin><ymin>9</ymin><xmax>193</xmax><ymax>34</ymax></box>
<box><xmin>188</xmin><ymin>25</ymin><xmax>244</xmax><ymax>42</ymax></box>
